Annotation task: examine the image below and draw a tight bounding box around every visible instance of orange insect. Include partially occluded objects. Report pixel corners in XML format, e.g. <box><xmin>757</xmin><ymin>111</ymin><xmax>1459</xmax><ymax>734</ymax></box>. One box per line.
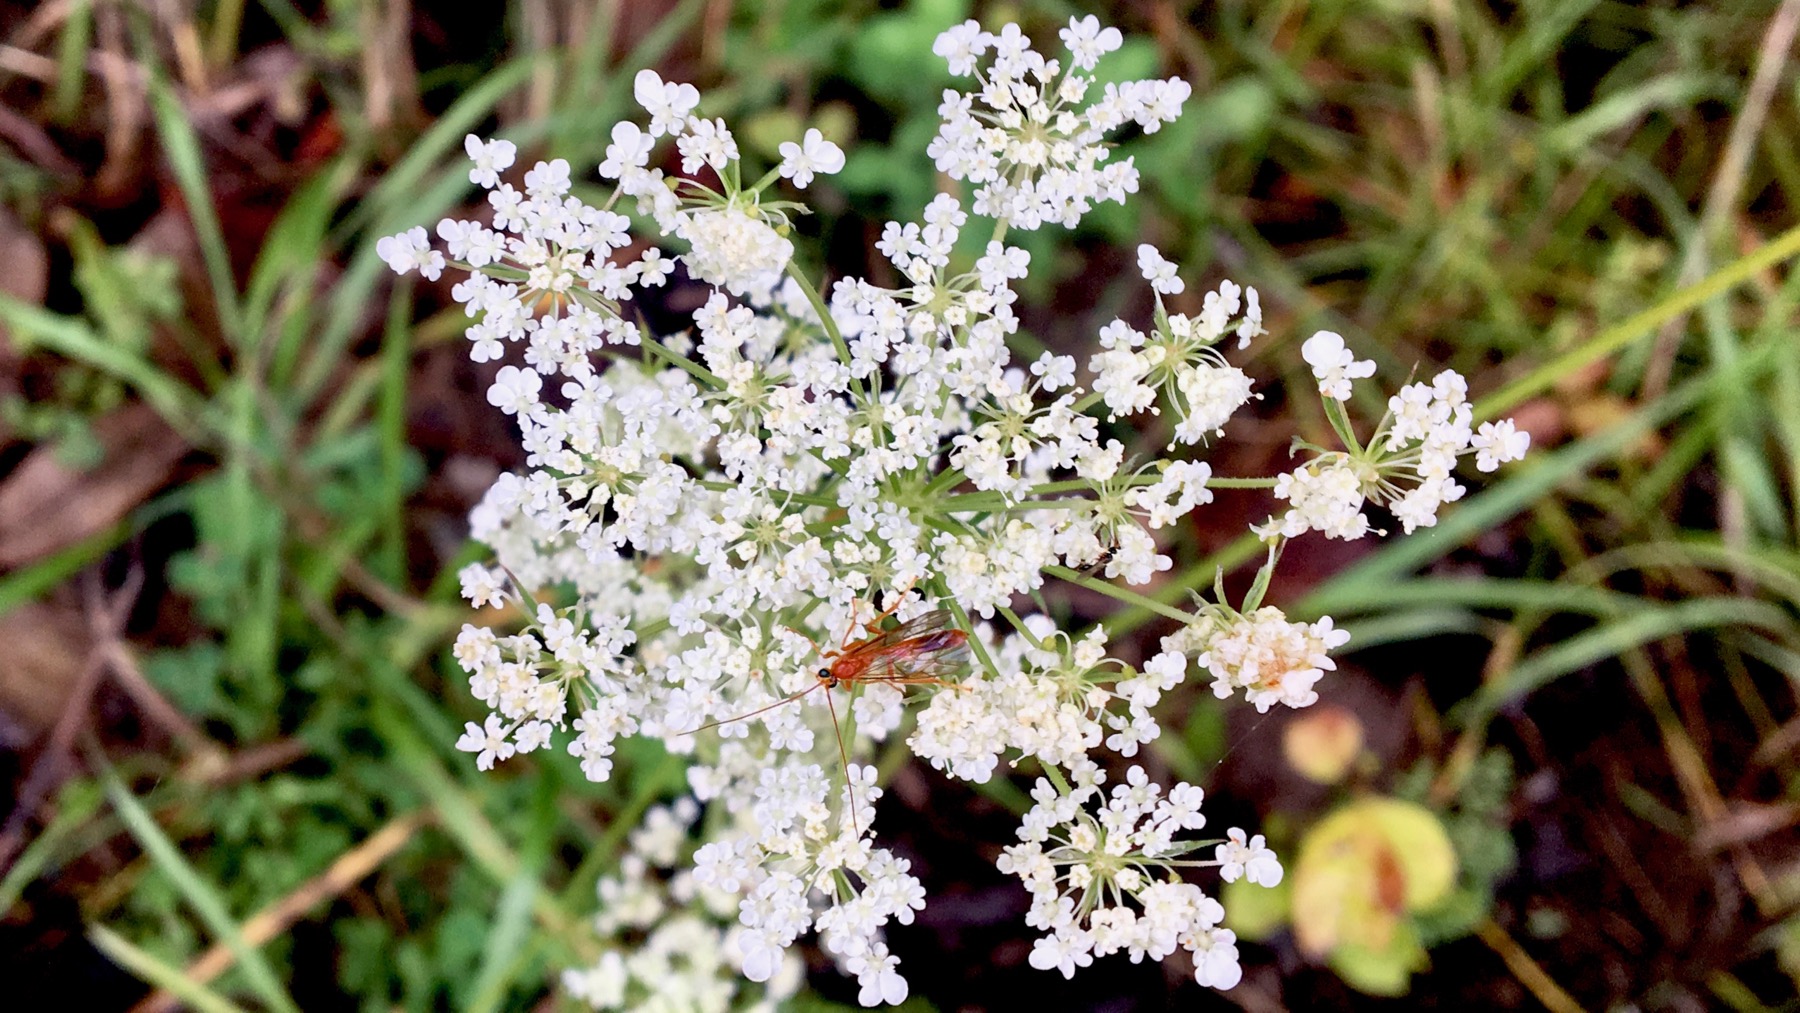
<box><xmin>687</xmin><ymin>597</ymin><xmax>972</xmax><ymax>833</ymax></box>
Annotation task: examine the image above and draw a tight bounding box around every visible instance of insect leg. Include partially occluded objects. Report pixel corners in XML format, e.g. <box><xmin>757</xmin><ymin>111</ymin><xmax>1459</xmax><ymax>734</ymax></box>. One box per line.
<box><xmin>783</xmin><ymin>624</ymin><xmax>835</xmax><ymax>663</ymax></box>
<box><xmin>865</xmin><ymin>674</ymin><xmax>972</xmax><ymax>691</ymax></box>
<box><xmin>861</xmin><ymin>582</ymin><xmax>917</xmax><ymax>636</ymax></box>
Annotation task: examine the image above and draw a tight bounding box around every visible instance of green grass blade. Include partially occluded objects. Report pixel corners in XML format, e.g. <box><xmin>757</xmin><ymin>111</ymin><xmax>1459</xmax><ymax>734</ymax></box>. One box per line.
<box><xmin>1471</xmin><ymin>597</ymin><xmax>1800</xmax><ymax>718</ymax></box>
<box><xmin>0</xmin><ymin>522</ymin><xmax>130</xmax><ymax>620</ymax></box>
<box><xmin>99</xmin><ymin>766</ymin><xmax>300</xmax><ymax>1013</ymax></box>
<box><xmin>88</xmin><ymin>926</ymin><xmax>253</xmax><ymax>1013</ymax></box>
<box><xmin>1568</xmin><ymin>539</ymin><xmax>1800</xmax><ymax>609</ymax></box>
<box><xmin>1543</xmin><ymin>73</ymin><xmax>1725</xmax><ymax>156</ymax></box>
<box><xmin>1338</xmin><ymin>608</ymin><xmax>1485</xmax><ymax>651</ymax></box>
<box><xmin>0</xmin><ymin>780</ymin><xmax>103</xmax><ymax>915</ymax></box>
<box><xmin>1475</xmin><ymin>220</ymin><xmax>1800</xmax><ymax>419</ymax></box>
<box><xmin>243</xmin><ymin>160</ymin><xmax>352</xmax><ymax>354</ymax></box>
<box><xmin>1308</xmin><ymin>576</ymin><xmax>1648</xmax><ymax>621</ymax></box>
<box><xmin>299</xmin><ymin>57</ymin><xmax>538</xmax><ymax>402</ymax></box>
<box><xmin>371</xmin><ymin>700</ymin><xmax>593</xmax><ymax>963</ymax></box>
<box><xmin>376</xmin><ymin>282</ymin><xmax>414</xmax><ymax>584</ymax></box>
<box><xmin>0</xmin><ymin>297</ymin><xmax>205</xmax><ymax>433</ymax></box>
<box><xmin>1483</xmin><ymin>0</ymin><xmax>1600</xmax><ymax>102</ymax></box>
<box><xmin>147</xmin><ymin>82</ymin><xmax>244</xmax><ymax>345</ymax></box>
<box><xmin>465</xmin><ymin>785</ymin><xmax>556</xmax><ymax>1013</ymax></box>
<box><xmin>52</xmin><ymin>0</ymin><xmax>92</xmax><ymax>122</ymax></box>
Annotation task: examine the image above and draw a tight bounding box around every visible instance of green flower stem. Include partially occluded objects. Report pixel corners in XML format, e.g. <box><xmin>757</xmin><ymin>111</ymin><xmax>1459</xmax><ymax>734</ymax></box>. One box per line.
<box><xmin>1041</xmin><ymin>761</ymin><xmax>1072</xmax><ymax>795</ymax></box>
<box><xmin>1043</xmin><ymin>564</ymin><xmax>1198</xmax><ymax>625</ymax></box>
<box><xmin>996</xmin><ymin>605</ymin><xmax>1042</xmax><ymax>648</ymax></box>
<box><xmin>1106</xmin><ymin>531</ymin><xmax>1265</xmax><ymax>639</ymax></box>
<box><xmin>1322</xmin><ymin>395</ymin><xmax>1364</xmax><ymax>455</ymax></box>
<box><xmin>783</xmin><ymin>262</ymin><xmax>858</xmax><ymax>381</ymax></box>
<box><xmin>1201</xmin><ymin>477</ymin><xmax>1281</xmax><ymax>489</ymax></box>
<box><xmin>921</xmin><ymin>465</ymin><xmax>969</xmax><ymax>499</ymax></box>
<box><xmin>938</xmin><ymin>593</ymin><xmax>1000</xmax><ymax>679</ymax></box>
<box><xmin>948</xmin><ymin>497</ymin><xmax>1096</xmax><ymax>515</ymax></box>
<box><xmin>748</xmin><ymin>165</ymin><xmax>782</xmax><ymax>193</ymax></box>
<box><xmin>638</xmin><ymin>332</ymin><xmax>725</xmax><ymax>389</ymax></box>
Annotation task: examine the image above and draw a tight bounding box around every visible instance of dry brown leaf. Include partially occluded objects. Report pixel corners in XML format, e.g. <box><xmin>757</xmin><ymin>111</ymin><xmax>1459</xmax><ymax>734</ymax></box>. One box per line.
<box><xmin>1566</xmin><ymin>392</ymin><xmax>1664</xmax><ymax>461</ymax></box>
<box><xmin>0</xmin><ymin>204</ymin><xmax>51</xmax><ymax>381</ymax></box>
<box><xmin>0</xmin><ymin>601</ymin><xmax>87</xmax><ymax>739</ymax></box>
<box><xmin>0</xmin><ymin>403</ymin><xmax>187</xmax><ymax>569</ymax></box>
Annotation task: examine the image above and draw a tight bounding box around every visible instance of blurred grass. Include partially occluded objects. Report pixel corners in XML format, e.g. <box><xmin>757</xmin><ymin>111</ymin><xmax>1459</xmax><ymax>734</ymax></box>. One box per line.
<box><xmin>0</xmin><ymin>0</ymin><xmax>1796</xmax><ymax>1010</ymax></box>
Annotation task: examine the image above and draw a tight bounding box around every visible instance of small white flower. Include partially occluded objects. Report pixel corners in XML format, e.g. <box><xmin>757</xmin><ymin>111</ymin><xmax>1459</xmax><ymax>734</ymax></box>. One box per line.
<box><xmin>487</xmin><ymin>365</ymin><xmax>542</xmax><ymax>416</ymax></box>
<box><xmin>1030</xmin><ymin>352</ymin><xmax>1077</xmax><ymax>391</ymax></box>
<box><xmin>522</xmin><ymin>158</ymin><xmax>572</xmax><ymax>198</ymax></box>
<box><xmin>933</xmin><ymin>20</ymin><xmax>990</xmax><ymax>76</ymax></box>
<box><xmin>1472</xmin><ymin>418</ymin><xmax>1531</xmax><ymax>471</ymax></box>
<box><xmin>1300</xmin><ymin>330</ymin><xmax>1376</xmax><ymax>401</ymax></box>
<box><xmin>464</xmin><ymin>134</ymin><xmax>517</xmax><ymax>188</ymax></box>
<box><xmin>513</xmin><ymin>720</ymin><xmax>553</xmax><ymax>753</ymax></box>
<box><xmin>1137</xmin><ymin>243</ymin><xmax>1184</xmax><ymax>295</ymax></box>
<box><xmin>1215</xmin><ymin>827</ymin><xmax>1283</xmax><ymax>887</ymax></box>
<box><xmin>633</xmin><ymin>68</ymin><xmax>700</xmax><ymax>137</ymax></box>
<box><xmin>458</xmin><ymin>563</ymin><xmax>507</xmax><ymax>608</ymax></box>
<box><xmin>455</xmin><ymin>714</ymin><xmax>514</xmax><ymax>771</ymax></box>
<box><xmin>374</xmin><ymin>226</ymin><xmax>445</xmax><ymax>280</ymax></box>
<box><xmin>1189</xmin><ymin>927</ymin><xmax>1242</xmax><ymax>989</ymax></box>
<box><xmin>1060</xmin><ymin>15</ymin><xmax>1122</xmax><ymax>71</ymax></box>
<box><xmin>777</xmin><ymin>128</ymin><xmax>846</xmax><ymax>189</ymax></box>
<box><xmin>599</xmin><ymin>121</ymin><xmax>654</xmax><ymax>178</ymax></box>
<box><xmin>1028</xmin><ymin>929</ymin><xmax>1095</xmax><ymax>979</ymax></box>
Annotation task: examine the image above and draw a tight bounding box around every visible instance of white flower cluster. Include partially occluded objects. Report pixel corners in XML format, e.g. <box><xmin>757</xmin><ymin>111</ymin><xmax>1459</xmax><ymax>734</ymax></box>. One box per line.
<box><xmin>1257</xmin><ymin>348</ymin><xmax>1530</xmax><ymax>540</ymax></box>
<box><xmin>1178</xmin><ymin>606</ymin><xmax>1352</xmax><ymax>713</ymax></box>
<box><xmin>692</xmin><ymin>762</ymin><xmax>924</xmax><ymax>1006</ymax></box>
<box><xmin>562</xmin><ymin>799</ymin><xmax>806</xmax><ymax>1011</ymax></box>
<box><xmin>997</xmin><ymin>762</ymin><xmax>1272</xmax><ymax>989</ymax></box>
<box><xmin>381</xmin><ymin>16</ymin><xmax>1528</xmax><ymax>1007</ymax></box>
<box><xmin>910</xmin><ymin>620</ymin><xmax>1190</xmax><ymax>783</ymax></box>
<box><xmin>929</xmin><ymin>18</ymin><xmax>1187</xmax><ymax>230</ymax></box>
<box><xmin>1089</xmin><ymin>253</ymin><xmax>1264</xmax><ymax>445</ymax></box>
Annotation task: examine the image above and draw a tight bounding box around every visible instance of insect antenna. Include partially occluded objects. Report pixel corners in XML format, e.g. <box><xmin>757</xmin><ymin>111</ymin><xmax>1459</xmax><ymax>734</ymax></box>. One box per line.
<box><xmin>677</xmin><ymin>682</ymin><xmax>820</xmax><ymax>736</ymax></box>
<box><xmin>822</xmin><ymin>685</ymin><xmax>861</xmax><ymax>837</ymax></box>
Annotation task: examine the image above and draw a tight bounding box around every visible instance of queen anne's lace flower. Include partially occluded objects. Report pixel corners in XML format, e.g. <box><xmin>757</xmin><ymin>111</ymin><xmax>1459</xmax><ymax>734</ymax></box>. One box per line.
<box><xmin>997</xmin><ymin>763</ymin><xmax>1277</xmax><ymax>990</ymax></box>
<box><xmin>464</xmin><ymin>135</ymin><xmax>517</xmax><ymax>188</ymax></box>
<box><xmin>778</xmin><ymin>128</ymin><xmax>846</xmax><ymax>188</ymax></box>
<box><xmin>1301</xmin><ymin>330</ymin><xmax>1375</xmax><ymax>401</ymax></box>
<box><xmin>1187</xmin><ymin>606</ymin><xmax>1351</xmax><ymax>713</ymax></box>
<box><xmin>382</xmin><ymin>15</ymin><xmax>1526</xmax><ymax>1007</ymax></box>
<box><xmin>927</xmin><ymin>20</ymin><xmax>1187</xmax><ymax>230</ymax></box>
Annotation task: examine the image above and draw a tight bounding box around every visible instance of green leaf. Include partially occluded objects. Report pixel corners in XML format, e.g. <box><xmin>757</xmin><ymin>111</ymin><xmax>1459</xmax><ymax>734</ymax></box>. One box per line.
<box><xmin>0</xmin><ymin>297</ymin><xmax>204</xmax><ymax>434</ymax></box>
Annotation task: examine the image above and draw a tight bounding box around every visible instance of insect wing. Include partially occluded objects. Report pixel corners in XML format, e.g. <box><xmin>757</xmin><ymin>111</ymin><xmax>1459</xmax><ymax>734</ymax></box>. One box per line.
<box><xmin>860</xmin><ymin>613</ymin><xmax>970</xmax><ymax>683</ymax></box>
<box><xmin>857</xmin><ymin>608</ymin><xmax>956</xmax><ymax>650</ymax></box>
